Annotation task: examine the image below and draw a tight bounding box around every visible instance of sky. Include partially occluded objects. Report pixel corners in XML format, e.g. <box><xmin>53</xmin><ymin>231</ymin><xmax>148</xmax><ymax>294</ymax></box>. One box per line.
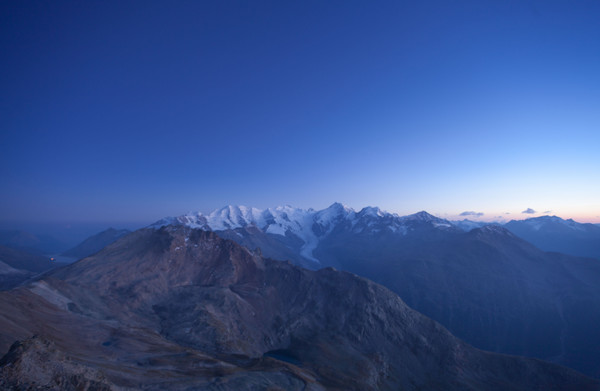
<box><xmin>1</xmin><ymin>0</ymin><xmax>599</xmax><ymax>227</ymax></box>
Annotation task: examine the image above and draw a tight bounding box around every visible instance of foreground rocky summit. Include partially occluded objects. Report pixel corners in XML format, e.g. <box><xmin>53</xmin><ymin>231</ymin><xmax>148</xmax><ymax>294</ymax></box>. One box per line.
<box><xmin>0</xmin><ymin>227</ymin><xmax>597</xmax><ymax>390</ymax></box>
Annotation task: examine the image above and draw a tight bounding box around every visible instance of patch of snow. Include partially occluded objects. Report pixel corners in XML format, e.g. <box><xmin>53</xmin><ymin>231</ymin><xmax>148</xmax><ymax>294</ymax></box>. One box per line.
<box><xmin>265</xmin><ymin>223</ymin><xmax>286</xmax><ymax>235</ymax></box>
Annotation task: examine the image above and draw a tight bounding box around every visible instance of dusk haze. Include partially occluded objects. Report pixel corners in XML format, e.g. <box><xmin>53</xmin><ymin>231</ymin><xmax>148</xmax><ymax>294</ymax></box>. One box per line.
<box><xmin>2</xmin><ymin>1</ymin><xmax>599</xmax><ymax>226</ymax></box>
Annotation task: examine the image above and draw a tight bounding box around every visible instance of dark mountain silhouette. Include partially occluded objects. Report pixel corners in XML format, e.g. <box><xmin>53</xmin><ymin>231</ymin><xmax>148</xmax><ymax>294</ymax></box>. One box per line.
<box><xmin>0</xmin><ymin>246</ymin><xmax>60</xmax><ymax>291</ymax></box>
<box><xmin>0</xmin><ymin>230</ymin><xmax>67</xmax><ymax>255</ymax></box>
<box><xmin>1</xmin><ymin>226</ymin><xmax>597</xmax><ymax>390</ymax></box>
<box><xmin>61</xmin><ymin>228</ymin><xmax>131</xmax><ymax>259</ymax></box>
<box><xmin>0</xmin><ymin>245</ymin><xmax>56</xmax><ymax>274</ymax></box>
<box><xmin>0</xmin><ymin>260</ymin><xmax>32</xmax><ymax>291</ymax></box>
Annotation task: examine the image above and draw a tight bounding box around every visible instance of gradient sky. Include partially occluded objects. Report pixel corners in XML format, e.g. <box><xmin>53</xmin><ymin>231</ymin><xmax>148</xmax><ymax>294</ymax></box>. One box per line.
<box><xmin>2</xmin><ymin>0</ymin><xmax>599</xmax><ymax>225</ymax></box>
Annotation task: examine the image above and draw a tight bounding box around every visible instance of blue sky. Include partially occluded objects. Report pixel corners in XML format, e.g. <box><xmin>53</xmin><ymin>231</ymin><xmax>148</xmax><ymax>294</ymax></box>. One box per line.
<box><xmin>1</xmin><ymin>0</ymin><xmax>599</xmax><ymax>224</ymax></box>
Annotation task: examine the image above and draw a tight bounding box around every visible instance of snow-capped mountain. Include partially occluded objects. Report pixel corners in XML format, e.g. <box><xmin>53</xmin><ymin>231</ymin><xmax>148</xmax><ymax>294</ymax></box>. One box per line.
<box><xmin>507</xmin><ymin>215</ymin><xmax>593</xmax><ymax>232</ymax></box>
<box><xmin>153</xmin><ymin>203</ymin><xmax>457</xmax><ymax>265</ymax></box>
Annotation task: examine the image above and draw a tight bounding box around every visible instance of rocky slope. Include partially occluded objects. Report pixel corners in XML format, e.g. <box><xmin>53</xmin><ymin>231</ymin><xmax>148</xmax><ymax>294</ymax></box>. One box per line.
<box><xmin>0</xmin><ymin>226</ymin><xmax>597</xmax><ymax>390</ymax></box>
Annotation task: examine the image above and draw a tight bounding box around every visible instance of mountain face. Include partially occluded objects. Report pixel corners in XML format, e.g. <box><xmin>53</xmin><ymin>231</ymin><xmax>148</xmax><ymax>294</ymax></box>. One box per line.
<box><xmin>0</xmin><ymin>226</ymin><xmax>597</xmax><ymax>390</ymax></box>
<box><xmin>161</xmin><ymin>204</ymin><xmax>600</xmax><ymax>377</ymax></box>
<box><xmin>61</xmin><ymin>228</ymin><xmax>131</xmax><ymax>259</ymax></box>
<box><xmin>504</xmin><ymin>215</ymin><xmax>600</xmax><ymax>259</ymax></box>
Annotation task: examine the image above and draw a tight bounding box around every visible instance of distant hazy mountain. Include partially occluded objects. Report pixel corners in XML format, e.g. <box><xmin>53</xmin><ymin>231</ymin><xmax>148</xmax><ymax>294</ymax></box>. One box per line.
<box><xmin>157</xmin><ymin>204</ymin><xmax>600</xmax><ymax>377</ymax></box>
<box><xmin>0</xmin><ymin>245</ymin><xmax>56</xmax><ymax>274</ymax></box>
<box><xmin>61</xmin><ymin>228</ymin><xmax>131</xmax><ymax>259</ymax></box>
<box><xmin>504</xmin><ymin>215</ymin><xmax>600</xmax><ymax>259</ymax></box>
<box><xmin>0</xmin><ymin>229</ymin><xmax>67</xmax><ymax>254</ymax></box>
<box><xmin>450</xmin><ymin>219</ymin><xmax>492</xmax><ymax>231</ymax></box>
<box><xmin>0</xmin><ymin>260</ymin><xmax>33</xmax><ymax>290</ymax></box>
<box><xmin>0</xmin><ymin>227</ymin><xmax>597</xmax><ymax>390</ymax></box>
<box><xmin>325</xmin><ymin>224</ymin><xmax>600</xmax><ymax>377</ymax></box>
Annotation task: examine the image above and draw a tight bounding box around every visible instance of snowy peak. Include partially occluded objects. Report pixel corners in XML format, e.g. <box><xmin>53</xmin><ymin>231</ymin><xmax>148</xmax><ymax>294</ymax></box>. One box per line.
<box><xmin>314</xmin><ymin>203</ymin><xmax>355</xmax><ymax>232</ymax></box>
<box><xmin>409</xmin><ymin>210</ymin><xmax>431</xmax><ymax>218</ymax></box>
<box><xmin>315</xmin><ymin>203</ymin><xmax>354</xmax><ymax>222</ymax></box>
<box><xmin>403</xmin><ymin>210</ymin><xmax>440</xmax><ymax>222</ymax></box>
<box><xmin>324</xmin><ymin>202</ymin><xmax>352</xmax><ymax>214</ymax></box>
<box><xmin>206</xmin><ymin>205</ymin><xmax>266</xmax><ymax>230</ymax></box>
<box><xmin>401</xmin><ymin>211</ymin><xmax>454</xmax><ymax>229</ymax></box>
<box><xmin>357</xmin><ymin>206</ymin><xmax>386</xmax><ymax>218</ymax></box>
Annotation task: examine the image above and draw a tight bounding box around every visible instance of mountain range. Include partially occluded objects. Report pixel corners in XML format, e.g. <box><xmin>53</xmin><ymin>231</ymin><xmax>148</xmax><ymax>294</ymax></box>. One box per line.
<box><xmin>1</xmin><ymin>226</ymin><xmax>597</xmax><ymax>390</ymax></box>
<box><xmin>156</xmin><ymin>203</ymin><xmax>600</xmax><ymax>377</ymax></box>
<box><xmin>454</xmin><ymin>216</ymin><xmax>600</xmax><ymax>260</ymax></box>
<box><xmin>503</xmin><ymin>216</ymin><xmax>600</xmax><ymax>259</ymax></box>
